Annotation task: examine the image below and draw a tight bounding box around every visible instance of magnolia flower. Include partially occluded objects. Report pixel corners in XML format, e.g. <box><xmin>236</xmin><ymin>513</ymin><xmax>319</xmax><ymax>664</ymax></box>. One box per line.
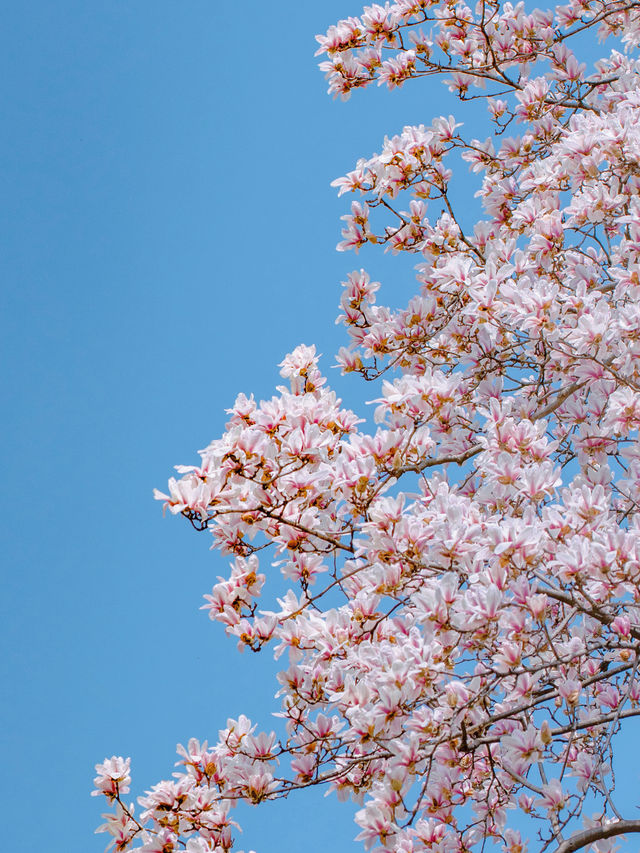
<box><xmin>93</xmin><ymin>757</ymin><xmax>131</xmax><ymax>801</ymax></box>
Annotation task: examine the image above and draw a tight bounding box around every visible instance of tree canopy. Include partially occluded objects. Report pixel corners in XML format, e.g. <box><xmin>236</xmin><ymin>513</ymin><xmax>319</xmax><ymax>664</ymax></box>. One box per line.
<box><xmin>95</xmin><ymin>2</ymin><xmax>640</xmax><ymax>852</ymax></box>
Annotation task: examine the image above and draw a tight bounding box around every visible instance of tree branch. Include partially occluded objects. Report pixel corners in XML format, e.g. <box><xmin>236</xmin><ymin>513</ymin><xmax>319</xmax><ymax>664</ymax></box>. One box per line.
<box><xmin>554</xmin><ymin>820</ymin><xmax>640</xmax><ymax>853</ymax></box>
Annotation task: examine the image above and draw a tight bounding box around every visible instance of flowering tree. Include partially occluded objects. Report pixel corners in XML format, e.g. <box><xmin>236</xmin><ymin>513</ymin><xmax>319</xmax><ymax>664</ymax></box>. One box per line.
<box><xmin>94</xmin><ymin>2</ymin><xmax>640</xmax><ymax>852</ymax></box>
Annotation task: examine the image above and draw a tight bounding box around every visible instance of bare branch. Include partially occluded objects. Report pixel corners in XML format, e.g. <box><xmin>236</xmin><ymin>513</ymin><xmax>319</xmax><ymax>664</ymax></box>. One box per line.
<box><xmin>554</xmin><ymin>820</ymin><xmax>640</xmax><ymax>853</ymax></box>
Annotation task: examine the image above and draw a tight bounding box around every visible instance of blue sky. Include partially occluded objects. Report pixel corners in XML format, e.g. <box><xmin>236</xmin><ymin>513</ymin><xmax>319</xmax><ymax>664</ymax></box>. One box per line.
<box><xmin>2</xmin><ymin>3</ymin><xmax>637</xmax><ymax>853</ymax></box>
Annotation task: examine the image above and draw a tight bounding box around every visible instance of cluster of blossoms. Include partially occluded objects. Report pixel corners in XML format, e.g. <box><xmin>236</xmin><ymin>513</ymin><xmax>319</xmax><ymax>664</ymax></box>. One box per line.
<box><xmin>315</xmin><ymin>0</ymin><xmax>640</xmax><ymax>100</ymax></box>
<box><xmin>95</xmin><ymin>2</ymin><xmax>640</xmax><ymax>853</ymax></box>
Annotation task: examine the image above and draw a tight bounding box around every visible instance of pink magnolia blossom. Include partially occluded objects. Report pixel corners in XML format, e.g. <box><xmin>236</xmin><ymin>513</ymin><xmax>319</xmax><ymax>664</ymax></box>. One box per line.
<box><xmin>93</xmin><ymin>757</ymin><xmax>131</xmax><ymax>801</ymax></box>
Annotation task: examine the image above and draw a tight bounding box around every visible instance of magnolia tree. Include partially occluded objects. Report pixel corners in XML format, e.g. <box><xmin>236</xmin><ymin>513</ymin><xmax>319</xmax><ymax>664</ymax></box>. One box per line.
<box><xmin>94</xmin><ymin>2</ymin><xmax>640</xmax><ymax>852</ymax></box>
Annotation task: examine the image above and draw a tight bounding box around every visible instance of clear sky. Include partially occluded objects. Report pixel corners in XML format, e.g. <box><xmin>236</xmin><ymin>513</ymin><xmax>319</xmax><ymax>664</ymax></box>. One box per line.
<box><xmin>2</xmin><ymin>3</ymin><xmax>636</xmax><ymax>853</ymax></box>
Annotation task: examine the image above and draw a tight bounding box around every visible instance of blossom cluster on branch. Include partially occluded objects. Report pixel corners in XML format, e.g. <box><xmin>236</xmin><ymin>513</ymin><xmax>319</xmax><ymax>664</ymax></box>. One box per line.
<box><xmin>95</xmin><ymin>2</ymin><xmax>640</xmax><ymax>853</ymax></box>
